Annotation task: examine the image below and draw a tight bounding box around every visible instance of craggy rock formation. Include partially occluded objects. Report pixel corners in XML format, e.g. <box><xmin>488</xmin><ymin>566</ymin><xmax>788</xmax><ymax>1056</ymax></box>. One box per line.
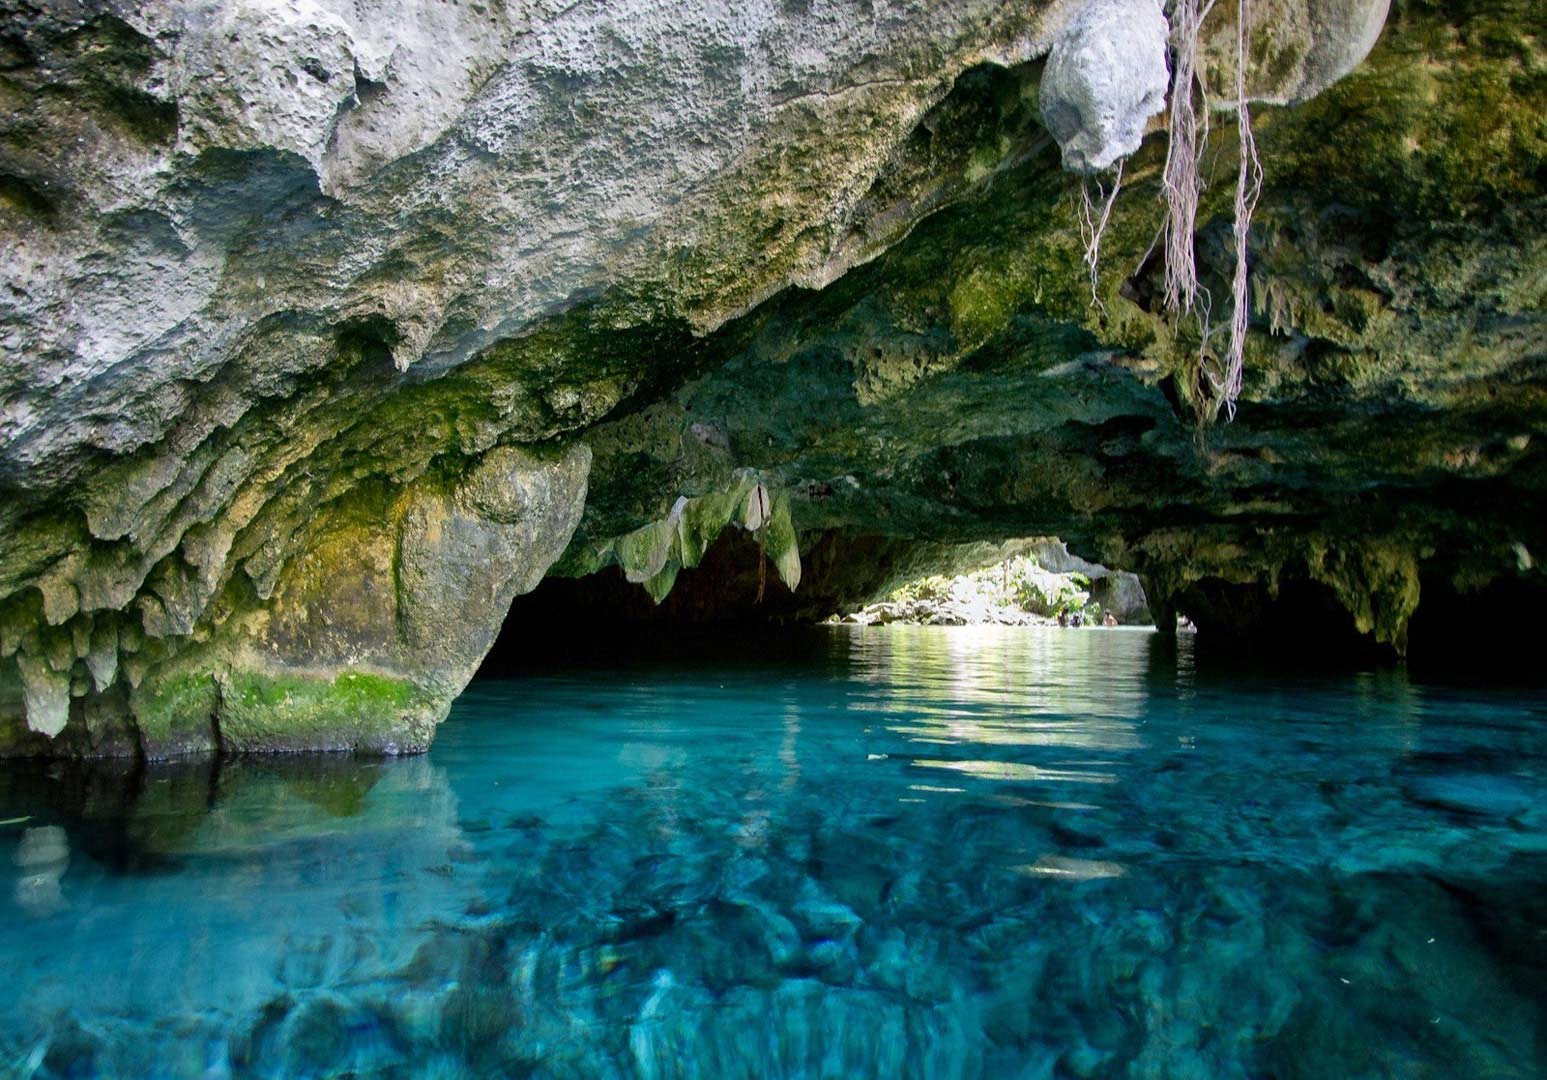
<box><xmin>1038</xmin><ymin>0</ymin><xmax>1171</xmax><ymax>173</ymax></box>
<box><xmin>1</xmin><ymin>0</ymin><xmax>1542</xmax><ymax>756</ymax></box>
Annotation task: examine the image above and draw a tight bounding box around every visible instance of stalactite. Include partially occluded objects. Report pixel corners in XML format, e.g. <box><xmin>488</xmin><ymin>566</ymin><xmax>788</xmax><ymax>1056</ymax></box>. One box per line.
<box><xmin>753</xmin><ymin>483</ymin><xmax>770</xmax><ymax>603</ymax></box>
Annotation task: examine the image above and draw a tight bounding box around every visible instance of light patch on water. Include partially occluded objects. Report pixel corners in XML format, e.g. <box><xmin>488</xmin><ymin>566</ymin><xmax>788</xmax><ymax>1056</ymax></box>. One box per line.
<box><xmin>1017</xmin><ymin>854</ymin><xmax>1127</xmax><ymax>880</ymax></box>
<box><xmin>886</xmin><ymin>718</ymin><xmax>1144</xmax><ymax>750</ymax></box>
<box><xmin>912</xmin><ymin>758</ymin><xmax>1118</xmax><ymax>784</ymax></box>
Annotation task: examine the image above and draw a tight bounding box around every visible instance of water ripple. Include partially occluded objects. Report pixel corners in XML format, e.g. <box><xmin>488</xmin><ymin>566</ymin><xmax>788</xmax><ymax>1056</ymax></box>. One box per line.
<box><xmin>0</xmin><ymin>625</ymin><xmax>1543</xmax><ymax>1077</ymax></box>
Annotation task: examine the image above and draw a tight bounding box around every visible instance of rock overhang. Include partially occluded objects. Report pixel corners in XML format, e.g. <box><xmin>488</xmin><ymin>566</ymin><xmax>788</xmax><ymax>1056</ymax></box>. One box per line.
<box><xmin>1</xmin><ymin>0</ymin><xmax>1543</xmax><ymax>755</ymax></box>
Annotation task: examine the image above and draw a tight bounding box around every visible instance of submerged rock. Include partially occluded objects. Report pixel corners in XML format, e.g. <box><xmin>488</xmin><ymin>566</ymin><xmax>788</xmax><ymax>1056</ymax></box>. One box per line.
<box><xmin>1402</xmin><ymin>775</ymin><xmax>1537</xmax><ymax>820</ymax></box>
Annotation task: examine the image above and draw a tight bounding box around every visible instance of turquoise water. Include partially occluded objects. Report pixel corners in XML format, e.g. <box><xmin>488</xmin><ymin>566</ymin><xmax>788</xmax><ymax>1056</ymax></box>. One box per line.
<box><xmin>2</xmin><ymin>626</ymin><xmax>1545</xmax><ymax>1078</ymax></box>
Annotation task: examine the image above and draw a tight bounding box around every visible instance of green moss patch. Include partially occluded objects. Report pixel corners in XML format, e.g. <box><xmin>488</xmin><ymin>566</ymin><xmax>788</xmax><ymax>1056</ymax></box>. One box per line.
<box><xmin>217</xmin><ymin>668</ymin><xmax>426</xmax><ymax>753</ymax></box>
<box><xmin>129</xmin><ymin>667</ymin><xmax>219</xmax><ymax>755</ymax></box>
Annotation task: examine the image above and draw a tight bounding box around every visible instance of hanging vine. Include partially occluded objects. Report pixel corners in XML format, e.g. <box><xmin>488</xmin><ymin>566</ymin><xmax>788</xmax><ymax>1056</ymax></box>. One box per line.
<box><xmin>1160</xmin><ymin>0</ymin><xmax>1215</xmax><ymax>318</ymax></box>
<box><xmin>1217</xmin><ymin>0</ymin><xmax>1262</xmax><ymax>419</ymax></box>
<box><xmin>1078</xmin><ymin>159</ymin><xmax>1125</xmax><ymax>312</ymax></box>
<box><xmin>1068</xmin><ymin>0</ymin><xmax>1261</xmax><ymax>423</ymax></box>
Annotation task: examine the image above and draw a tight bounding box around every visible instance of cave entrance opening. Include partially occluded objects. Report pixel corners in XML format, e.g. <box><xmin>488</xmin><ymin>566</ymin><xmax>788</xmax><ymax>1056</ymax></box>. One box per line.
<box><xmin>478</xmin><ymin>529</ymin><xmax>1547</xmax><ymax>683</ymax></box>
<box><xmin>475</xmin><ymin>532</ymin><xmax>1155</xmax><ymax>678</ymax></box>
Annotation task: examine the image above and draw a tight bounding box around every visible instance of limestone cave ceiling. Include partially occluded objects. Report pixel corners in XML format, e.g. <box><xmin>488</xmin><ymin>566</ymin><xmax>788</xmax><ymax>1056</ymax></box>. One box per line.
<box><xmin>0</xmin><ymin>0</ymin><xmax>1543</xmax><ymax>754</ymax></box>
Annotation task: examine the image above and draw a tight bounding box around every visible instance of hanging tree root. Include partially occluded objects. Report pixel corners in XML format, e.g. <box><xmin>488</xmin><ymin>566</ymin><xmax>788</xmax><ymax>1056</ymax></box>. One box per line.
<box><xmin>1161</xmin><ymin>0</ymin><xmax>1215</xmax><ymax>316</ymax></box>
<box><xmin>1078</xmin><ymin>159</ymin><xmax>1125</xmax><ymax>313</ymax></box>
<box><xmin>1216</xmin><ymin>0</ymin><xmax>1262</xmax><ymax>418</ymax></box>
<box><xmin>1060</xmin><ymin>0</ymin><xmax>1262</xmax><ymax>422</ymax></box>
<box><xmin>1156</xmin><ymin>0</ymin><xmax>1259</xmax><ymax>421</ymax></box>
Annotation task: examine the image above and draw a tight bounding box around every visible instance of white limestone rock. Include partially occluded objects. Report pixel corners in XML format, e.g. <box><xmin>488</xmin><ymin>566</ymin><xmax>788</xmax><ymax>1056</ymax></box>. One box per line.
<box><xmin>1038</xmin><ymin>0</ymin><xmax>1171</xmax><ymax>175</ymax></box>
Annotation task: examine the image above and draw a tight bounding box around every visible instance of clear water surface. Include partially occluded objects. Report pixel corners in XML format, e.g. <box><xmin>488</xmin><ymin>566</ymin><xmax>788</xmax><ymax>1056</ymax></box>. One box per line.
<box><xmin>2</xmin><ymin>626</ymin><xmax>1544</xmax><ymax>1078</ymax></box>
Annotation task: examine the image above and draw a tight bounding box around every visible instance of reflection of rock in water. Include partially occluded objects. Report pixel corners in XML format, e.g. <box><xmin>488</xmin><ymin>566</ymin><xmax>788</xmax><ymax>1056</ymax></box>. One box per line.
<box><xmin>0</xmin><ymin>752</ymin><xmax>474</xmax><ymax>1075</ymax></box>
<box><xmin>0</xmin><ymin>754</ymin><xmax>406</xmax><ymax>868</ymax></box>
<box><xmin>849</xmin><ymin>624</ymin><xmax>1154</xmax><ymax>724</ymax></box>
<box><xmin>13</xmin><ymin>825</ymin><xmax>69</xmax><ymax>917</ymax></box>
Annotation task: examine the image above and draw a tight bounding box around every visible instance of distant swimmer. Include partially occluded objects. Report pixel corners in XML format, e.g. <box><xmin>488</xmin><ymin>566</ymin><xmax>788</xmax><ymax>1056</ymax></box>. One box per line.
<box><xmin>1103</xmin><ymin>611</ymin><xmax>1117</xmax><ymax>627</ymax></box>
